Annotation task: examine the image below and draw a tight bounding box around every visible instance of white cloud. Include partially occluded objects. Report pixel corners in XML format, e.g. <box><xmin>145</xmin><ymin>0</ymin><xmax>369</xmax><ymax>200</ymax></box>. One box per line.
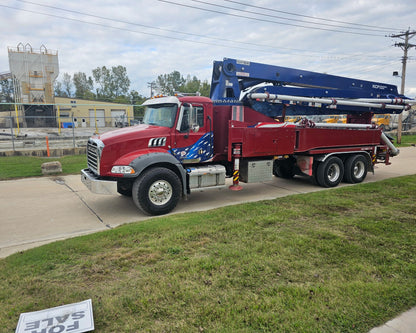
<box><xmin>0</xmin><ymin>0</ymin><xmax>415</xmax><ymax>98</ymax></box>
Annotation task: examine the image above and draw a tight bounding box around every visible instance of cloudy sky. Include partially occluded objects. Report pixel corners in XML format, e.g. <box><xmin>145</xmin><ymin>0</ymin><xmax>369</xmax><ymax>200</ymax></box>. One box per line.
<box><xmin>0</xmin><ymin>0</ymin><xmax>415</xmax><ymax>98</ymax></box>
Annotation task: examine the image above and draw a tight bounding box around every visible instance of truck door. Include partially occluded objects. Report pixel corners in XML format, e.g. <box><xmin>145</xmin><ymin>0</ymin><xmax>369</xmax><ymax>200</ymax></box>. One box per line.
<box><xmin>171</xmin><ymin>103</ymin><xmax>213</xmax><ymax>163</ymax></box>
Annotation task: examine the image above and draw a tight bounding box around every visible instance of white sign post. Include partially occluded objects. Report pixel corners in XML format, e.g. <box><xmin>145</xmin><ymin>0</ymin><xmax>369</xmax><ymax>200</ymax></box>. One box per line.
<box><xmin>15</xmin><ymin>299</ymin><xmax>94</xmax><ymax>333</ymax></box>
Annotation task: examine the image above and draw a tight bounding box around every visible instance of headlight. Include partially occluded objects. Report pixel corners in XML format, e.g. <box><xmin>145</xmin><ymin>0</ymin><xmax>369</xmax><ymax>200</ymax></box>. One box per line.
<box><xmin>111</xmin><ymin>166</ymin><xmax>135</xmax><ymax>174</ymax></box>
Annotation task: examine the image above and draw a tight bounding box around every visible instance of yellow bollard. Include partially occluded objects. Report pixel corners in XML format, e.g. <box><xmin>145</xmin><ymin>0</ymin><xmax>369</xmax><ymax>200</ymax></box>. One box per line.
<box><xmin>14</xmin><ymin>104</ymin><xmax>20</xmax><ymax>135</ymax></box>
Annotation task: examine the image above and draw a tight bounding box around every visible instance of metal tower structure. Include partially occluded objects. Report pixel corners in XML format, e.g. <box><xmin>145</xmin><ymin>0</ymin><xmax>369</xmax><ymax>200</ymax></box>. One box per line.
<box><xmin>8</xmin><ymin>43</ymin><xmax>59</xmax><ymax>127</ymax></box>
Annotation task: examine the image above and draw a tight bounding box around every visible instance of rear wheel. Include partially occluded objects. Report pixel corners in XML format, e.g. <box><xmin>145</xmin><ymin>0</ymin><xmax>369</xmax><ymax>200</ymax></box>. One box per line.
<box><xmin>312</xmin><ymin>160</ymin><xmax>321</xmax><ymax>185</ymax></box>
<box><xmin>273</xmin><ymin>158</ymin><xmax>295</xmax><ymax>178</ymax></box>
<box><xmin>316</xmin><ymin>156</ymin><xmax>344</xmax><ymax>187</ymax></box>
<box><xmin>344</xmin><ymin>154</ymin><xmax>368</xmax><ymax>184</ymax></box>
<box><xmin>132</xmin><ymin>167</ymin><xmax>181</xmax><ymax>215</ymax></box>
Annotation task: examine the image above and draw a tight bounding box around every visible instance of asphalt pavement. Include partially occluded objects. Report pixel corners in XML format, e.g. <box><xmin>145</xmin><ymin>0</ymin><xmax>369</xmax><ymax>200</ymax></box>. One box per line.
<box><xmin>0</xmin><ymin>147</ymin><xmax>415</xmax><ymax>332</ymax></box>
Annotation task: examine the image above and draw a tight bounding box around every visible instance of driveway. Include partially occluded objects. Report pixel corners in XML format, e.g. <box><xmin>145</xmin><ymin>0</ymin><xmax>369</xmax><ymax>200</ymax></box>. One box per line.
<box><xmin>1</xmin><ymin>147</ymin><xmax>415</xmax><ymax>258</ymax></box>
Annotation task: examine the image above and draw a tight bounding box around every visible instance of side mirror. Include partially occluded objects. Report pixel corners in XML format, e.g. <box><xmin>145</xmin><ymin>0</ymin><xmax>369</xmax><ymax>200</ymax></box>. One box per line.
<box><xmin>191</xmin><ymin>124</ymin><xmax>200</xmax><ymax>133</ymax></box>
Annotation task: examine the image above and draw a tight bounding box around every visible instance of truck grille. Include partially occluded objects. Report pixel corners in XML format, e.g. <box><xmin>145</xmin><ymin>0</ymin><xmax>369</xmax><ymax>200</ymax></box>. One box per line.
<box><xmin>87</xmin><ymin>139</ymin><xmax>103</xmax><ymax>175</ymax></box>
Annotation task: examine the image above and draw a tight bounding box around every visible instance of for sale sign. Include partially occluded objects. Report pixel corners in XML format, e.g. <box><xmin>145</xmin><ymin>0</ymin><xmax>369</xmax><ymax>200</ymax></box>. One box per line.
<box><xmin>15</xmin><ymin>299</ymin><xmax>94</xmax><ymax>333</ymax></box>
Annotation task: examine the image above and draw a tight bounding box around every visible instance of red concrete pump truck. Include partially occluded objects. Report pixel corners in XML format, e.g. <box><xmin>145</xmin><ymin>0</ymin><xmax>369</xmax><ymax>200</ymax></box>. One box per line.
<box><xmin>81</xmin><ymin>58</ymin><xmax>414</xmax><ymax>215</ymax></box>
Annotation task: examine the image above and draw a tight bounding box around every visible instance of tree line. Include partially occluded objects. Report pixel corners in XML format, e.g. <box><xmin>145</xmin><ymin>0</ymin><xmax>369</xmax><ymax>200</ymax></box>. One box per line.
<box><xmin>0</xmin><ymin>65</ymin><xmax>211</xmax><ymax>114</ymax></box>
<box><xmin>152</xmin><ymin>71</ymin><xmax>211</xmax><ymax>97</ymax></box>
<box><xmin>54</xmin><ymin>66</ymin><xmax>210</xmax><ymax>102</ymax></box>
<box><xmin>54</xmin><ymin>65</ymin><xmax>144</xmax><ymax>106</ymax></box>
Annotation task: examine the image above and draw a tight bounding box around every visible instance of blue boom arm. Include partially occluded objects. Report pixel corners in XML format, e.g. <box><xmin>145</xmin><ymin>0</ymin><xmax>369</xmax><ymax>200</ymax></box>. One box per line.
<box><xmin>210</xmin><ymin>58</ymin><xmax>410</xmax><ymax>117</ymax></box>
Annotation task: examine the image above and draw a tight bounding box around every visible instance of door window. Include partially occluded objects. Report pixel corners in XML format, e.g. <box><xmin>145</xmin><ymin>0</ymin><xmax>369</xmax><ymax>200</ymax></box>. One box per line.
<box><xmin>178</xmin><ymin>104</ymin><xmax>204</xmax><ymax>132</ymax></box>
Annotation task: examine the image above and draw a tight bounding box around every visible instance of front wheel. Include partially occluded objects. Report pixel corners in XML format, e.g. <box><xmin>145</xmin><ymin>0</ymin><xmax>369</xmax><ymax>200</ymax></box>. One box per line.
<box><xmin>132</xmin><ymin>167</ymin><xmax>181</xmax><ymax>215</ymax></box>
<box><xmin>316</xmin><ymin>156</ymin><xmax>344</xmax><ymax>188</ymax></box>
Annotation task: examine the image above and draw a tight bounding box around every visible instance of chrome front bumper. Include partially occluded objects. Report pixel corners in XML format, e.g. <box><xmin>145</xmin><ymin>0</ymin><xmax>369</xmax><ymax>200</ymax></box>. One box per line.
<box><xmin>81</xmin><ymin>169</ymin><xmax>118</xmax><ymax>195</ymax></box>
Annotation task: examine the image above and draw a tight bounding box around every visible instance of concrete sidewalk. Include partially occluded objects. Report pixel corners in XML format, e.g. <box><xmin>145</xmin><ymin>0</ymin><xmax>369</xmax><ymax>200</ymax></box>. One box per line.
<box><xmin>0</xmin><ymin>147</ymin><xmax>415</xmax><ymax>332</ymax></box>
<box><xmin>0</xmin><ymin>147</ymin><xmax>415</xmax><ymax>258</ymax></box>
<box><xmin>369</xmin><ymin>307</ymin><xmax>416</xmax><ymax>333</ymax></box>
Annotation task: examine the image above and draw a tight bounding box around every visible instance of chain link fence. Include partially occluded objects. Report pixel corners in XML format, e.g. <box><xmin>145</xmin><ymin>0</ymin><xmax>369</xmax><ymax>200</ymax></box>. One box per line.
<box><xmin>0</xmin><ymin>105</ymin><xmax>142</xmax><ymax>156</ymax></box>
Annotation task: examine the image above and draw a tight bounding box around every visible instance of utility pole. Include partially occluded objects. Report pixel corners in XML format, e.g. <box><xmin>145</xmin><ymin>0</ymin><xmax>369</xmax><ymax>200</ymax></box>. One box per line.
<box><xmin>390</xmin><ymin>29</ymin><xmax>416</xmax><ymax>143</ymax></box>
<box><xmin>147</xmin><ymin>82</ymin><xmax>155</xmax><ymax>98</ymax></box>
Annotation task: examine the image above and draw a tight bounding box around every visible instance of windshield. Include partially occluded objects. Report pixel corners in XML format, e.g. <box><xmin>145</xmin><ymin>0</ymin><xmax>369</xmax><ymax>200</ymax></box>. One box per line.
<box><xmin>143</xmin><ymin>103</ymin><xmax>178</xmax><ymax>128</ymax></box>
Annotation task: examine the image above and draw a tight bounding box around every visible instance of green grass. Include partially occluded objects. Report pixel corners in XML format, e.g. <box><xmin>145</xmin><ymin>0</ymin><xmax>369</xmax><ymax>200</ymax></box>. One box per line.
<box><xmin>0</xmin><ymin>135</ymin><xmax>413</xmax><ymax>180</ymax></box>
<box><xmin>395</xmin><ymin>134</ymin><xmax>416</xmax><ymax>147</ymax></box>
<box><xmin>1</xmin><ymin>175</ymin><xmax>415</xmax><ymax>332</ymax></box>
<box><xmin>0</xmin><ymin>155</ymin><xmax>86</xmax><ymax>179</ymax></box>
<box><xmin>0</xmin><ymin>135</ymin><xmax>413</xmax><ymax>179</ymax></box>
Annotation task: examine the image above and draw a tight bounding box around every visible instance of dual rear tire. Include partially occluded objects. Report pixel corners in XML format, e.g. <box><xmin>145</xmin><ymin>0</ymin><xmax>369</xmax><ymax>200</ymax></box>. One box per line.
<box><xmin>314</xmin><ymin>154</ymin><xmax>368</xmax><ymax>188</ymax></box>
<box><xmin>343</xmin><ymin>155</ymin><xmax>368</xmax><ymax>184</ymax></box>
<box><xmin>315</xmin><ymin>156</ymin><xmax>344</xmax><ymax>187</ymax></box>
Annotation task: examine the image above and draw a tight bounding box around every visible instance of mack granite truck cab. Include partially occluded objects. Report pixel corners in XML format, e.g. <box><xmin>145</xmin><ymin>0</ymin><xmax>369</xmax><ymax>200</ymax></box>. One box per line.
<box><xmin>81</xmin><ymin>58</ymin><xmax>414</xmax><ymax>215</ymax></box>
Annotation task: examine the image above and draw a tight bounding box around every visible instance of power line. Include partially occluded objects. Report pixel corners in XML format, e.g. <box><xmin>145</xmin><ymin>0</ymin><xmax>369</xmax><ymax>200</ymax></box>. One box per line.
<box><xmin>390</xmin><ymin>30</ymin><xmax>416</xmax><ymax>94</ymax></box>
<box><xmin>158</xmin><ymin>0</ymin><xmax>387</xmax><ymax>36</ymax></box>
<box><xmin>0</xmin><ymin>1</ymin><xmax>404</xmax><ymax>67</ymax></box>
<box><xmin>191</xmin><ymin>0</ymin><xmax>394</xmax><ymax>33</ymax></box>
<box><xmin>6</xmin><ymin>0</ymin><xmax>397</xmax><ymax>60</ymax></box>
<box><xmin>14</xmin><ymin>0</ymin><xmax>211</xmax><ymax>41</ymax></box>
<box><xmin>0</xmin><ymin>3</ymin><xmax>301</xmax><ymax>54</ymax></box>
<box><xmin>222</xmin><ymin>0</ymin><xmax>401</xmax><ymax>32</ymax></box>
<box><xmin>16</xmin><ymin>0</ymin><xmax>400</xmax><ymax>35</ymax></box>
<box><xmin>350</xmin><ymin>59</ymin><xmax>399</xmax><ymax>74</ymax></box>
<box><xmin>6</xmin><ymin>1</ymin><xmax>343</xmax><ymax>56</ymax></box>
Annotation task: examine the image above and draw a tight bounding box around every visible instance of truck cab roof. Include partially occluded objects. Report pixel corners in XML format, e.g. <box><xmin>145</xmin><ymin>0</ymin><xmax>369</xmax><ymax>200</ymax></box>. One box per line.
<box><xmin>142</xmin><ymin>95</ymin><xmax>212</xmax><ymax>106</ymax></box>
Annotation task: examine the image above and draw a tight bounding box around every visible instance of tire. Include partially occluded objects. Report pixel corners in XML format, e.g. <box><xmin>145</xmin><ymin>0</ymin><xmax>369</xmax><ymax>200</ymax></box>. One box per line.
<box><xmin>312</xmin><ymin>160</ymin><xmax>321</xmax><ymax>185</ymax></box>
<box><xmin>344</xmin><ymin>154</ymin><xmax>368</xmax><ymax>184</ymax></box>
<box><xmin>316</xmin><ymin>156</ymin><xmax>344</xmax><ymax>188</ymax></box>
<box><xmin>117</xmin><ymin>180</ymin><xmax>132</xmax><ymax>197</ymax></box>
<box><xmin>132</xmin><ymin>167</ymin><xmax>181</xmax><ymax>216</ymax></box>
<box><xmin>273</xmin><ymin>158</ymin><xmax>295</xmax><ymax>179</ymax></box>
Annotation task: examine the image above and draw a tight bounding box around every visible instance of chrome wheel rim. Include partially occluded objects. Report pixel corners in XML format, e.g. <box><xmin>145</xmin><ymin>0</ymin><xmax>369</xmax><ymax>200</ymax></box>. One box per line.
<box><xmin>328</xmin><ymin>163</ymin><xmax>341</xmax><ymax>182</ymax></box>
<box><xmin>148</xmin><ymin>180</ymin><xmax>172</xmax><ymax>206</ymax></box>
<box><xmin>353</xmin><ymin>161</ymin><xmax>365</xmax><ymax>179</ymax></box>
